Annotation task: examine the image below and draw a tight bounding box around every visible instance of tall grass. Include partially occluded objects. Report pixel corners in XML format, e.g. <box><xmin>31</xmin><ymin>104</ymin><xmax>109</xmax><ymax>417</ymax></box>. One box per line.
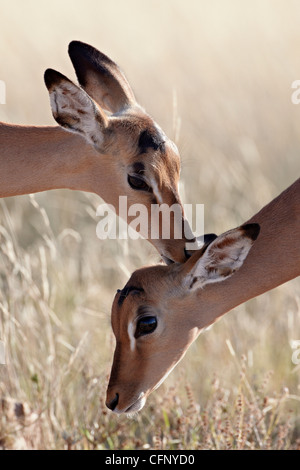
<box><xmin>0</xmin><ymin>0</ymin><xmax>299</xmax><ymax>449</ymax></box>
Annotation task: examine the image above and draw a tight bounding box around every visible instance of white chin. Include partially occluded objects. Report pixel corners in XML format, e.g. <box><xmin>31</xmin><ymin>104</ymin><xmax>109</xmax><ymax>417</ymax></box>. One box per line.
<box><xmin>113</xmin><ymin>393</ymin><xmax>146</xmax><ymax>415</ymax></box>
<box><xmin>125</xmin><ymin>395</ymin><xmax>146</xmax><ymax>415</ymax></box>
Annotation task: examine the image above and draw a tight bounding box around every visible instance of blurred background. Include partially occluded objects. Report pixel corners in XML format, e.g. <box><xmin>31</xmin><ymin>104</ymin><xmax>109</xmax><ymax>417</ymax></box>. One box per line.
<box><xmin>0</xmin><ymin>0</ymin><xmax>299</xmax><ymax>449</ymax></box>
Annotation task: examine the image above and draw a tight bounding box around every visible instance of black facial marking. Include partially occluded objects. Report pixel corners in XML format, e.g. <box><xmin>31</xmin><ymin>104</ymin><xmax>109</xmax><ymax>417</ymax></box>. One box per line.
<box><xmin>203</xmin><ymin>233</ymin><xmax>218</xmax><ymax>245</ymax></box>
<box><xmin>132</xmin><ymin>162</ymin><xmax>145</xmax><ymax>174</ymax></box>
<box><xmin>117</xmin><ymin>286</ymin><xmax>144</xmax><ymax>306</ymax></box>
<box><xmin>190</xmin><ymin>277</ymin><xmax>199</xmax><ymax>289</ymax></box>
<box><xmin>138</xmin><ymin>129</ymin><xmax>165</xmax><ymax>154</ymax></box>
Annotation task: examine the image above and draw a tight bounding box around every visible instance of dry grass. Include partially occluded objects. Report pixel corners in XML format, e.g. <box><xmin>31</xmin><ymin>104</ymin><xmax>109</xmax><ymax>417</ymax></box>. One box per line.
<box><xmin>0</xmin><ymin>0</ymin><xmax>300</xmax><ymax>450</ymax></box>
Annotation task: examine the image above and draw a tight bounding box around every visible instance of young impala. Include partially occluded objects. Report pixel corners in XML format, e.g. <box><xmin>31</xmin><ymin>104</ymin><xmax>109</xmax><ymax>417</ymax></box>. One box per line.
<box><xmin>0</xmin><ymin>41</ymin><xmax>192</xmax><ymax>263</ymax></box>
<box><xmin>106</xmin><ymin>178</ymin><xmax>300</xmax><ymax>414</ymax></box>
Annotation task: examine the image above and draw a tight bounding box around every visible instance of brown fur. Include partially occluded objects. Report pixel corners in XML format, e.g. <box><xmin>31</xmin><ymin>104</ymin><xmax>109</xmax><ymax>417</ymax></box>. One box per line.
<box><xmin>0</xmin><ymin>42</ymin><xmax>192</xmax><ymax>263</ymax></box>
<box><xmin>106</xmin><ymin>179</ymin><xmax>300</xmax><ymax>413</ymax></box>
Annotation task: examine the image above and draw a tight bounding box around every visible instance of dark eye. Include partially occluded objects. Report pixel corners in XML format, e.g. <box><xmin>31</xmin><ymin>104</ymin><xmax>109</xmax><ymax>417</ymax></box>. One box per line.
<box><xmin>135</xmin><ymin>316</ymin><xmax>157</xmax><ymax>338</ymax></box>
<box><xmin>128</xmin><ymin>175</ymin><xmax>151</xmax><ymax>192</ymax></box>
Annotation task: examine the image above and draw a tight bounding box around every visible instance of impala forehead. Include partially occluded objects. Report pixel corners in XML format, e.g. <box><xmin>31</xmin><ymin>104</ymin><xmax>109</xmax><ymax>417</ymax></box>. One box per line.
<box><xmin>137</xmin><ymin>125</ymin><xmax>166</xmax><ymax>154</ymax></box>
<box><xmin>130</xmin><ymin>137</ymin><xmax>180</xmax><ymax>170</ymax></box>
<box><xmin>111</xmin><ymin>286</ymin><xmax>142</xmax><ymax>339</ymax></box>
<box><xmin>154</xmin><ymin>139</ymin><xmax>181</xmax><ymax>176</ymax></box>
<box><xmin>115</xmin><ymin>107</ymin><xmax>181</xmax><ymax>176</ymax></box>
<box><xmin>112</xmin><ymin>267</ymin><xmax>171</xmax><ymax>324</ymax></box>
<box><xmin>113</xmin><ymin>264</ymin><xmax>172</xmax><ymax>302</ymax></box>
<box><xmin>118</xmin><ymin>117</ymin><xmax>181</xmax><ymax>196</ymax></box>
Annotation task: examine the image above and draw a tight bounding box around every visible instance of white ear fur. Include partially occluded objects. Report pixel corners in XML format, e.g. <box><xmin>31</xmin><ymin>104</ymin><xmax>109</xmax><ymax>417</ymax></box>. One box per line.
<box><xmin>185</xmin><ymin>224</ymin><xmax>260</xmax><ymax>291</ymax></box>
<box><xmin>45</xmin><ymin>69</ymin><xmax>107</xmax><ymax>151</ymax></box>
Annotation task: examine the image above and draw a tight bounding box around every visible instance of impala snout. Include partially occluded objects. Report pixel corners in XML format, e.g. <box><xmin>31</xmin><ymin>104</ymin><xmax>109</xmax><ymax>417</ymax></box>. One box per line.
<box><xmin>105</xmin><ymin>346</ymin><xmax>190</xmax><ymax>414</ymax></box>
<box><xmin>106</xmin><ymin>387</ymin><xmax>147</xmax><ymax>414</ymax></box>
<box><xmin>158</xmin><ymin>216</ymin><xmax>196</xmax><ymax>264</ymax></box>
<box><xmin>161</xmin><ymin>236</ymin><xmax>195</xmax><ymax>264</ymax></box>
<box><xmin>106</xmin><ymin>393</ymin><xmax>119</xmax><ymax>411</ymax></box>
<box><xmin>106</xmin><ymin>329</ymin><xmax>199</xmax><ymax>414</ymax></box>
<box><xmin>105</xmin><ymin>341</ymin><xmax>149</xmax><ymax>414</ymax></box>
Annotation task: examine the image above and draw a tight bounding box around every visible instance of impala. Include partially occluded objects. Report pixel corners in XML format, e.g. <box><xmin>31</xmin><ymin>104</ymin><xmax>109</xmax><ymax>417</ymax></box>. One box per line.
<box><xmin>106</xmin><ymin>178</ymin><xmax>300</xmax><ymax>414</ymax></box>
<box><xmin>0</xmin><ymin>41</ymin><xmax>192</xmax><ymax>263</ymax></box>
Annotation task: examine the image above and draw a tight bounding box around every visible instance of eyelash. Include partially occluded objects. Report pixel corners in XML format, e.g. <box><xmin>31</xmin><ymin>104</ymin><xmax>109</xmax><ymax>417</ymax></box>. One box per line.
<box><xmin>135</xmin><ymin>313</ymin><xmax>157</xmax><ymax>338</ymax></box>
<box><xmin>127</xmin><ymin>175</ymin><xmax>152</xmax><ymax>192</ymax></box>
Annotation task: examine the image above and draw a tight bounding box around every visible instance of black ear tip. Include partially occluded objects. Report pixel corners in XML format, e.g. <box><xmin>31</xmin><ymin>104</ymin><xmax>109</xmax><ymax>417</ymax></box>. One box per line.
<box><xmin>44</xmin><ymin>68</ymin><xmax>57</xmax><ymax>89</ymax></box>
<box><xmin>242</xmin><ymin>223</ymin><xmax>260</xmax><ymax>241</ymax></box>
<box><xmin>203</xmin><ymin>233</ymin><xmax>218</xmax><ymax>245</ymax></box>
<box><xmin>68</xmin><ymin>40</ymin><xmax>82</xmax><ymax>54</ymax></box>
<box><xmin>44</xmin><ymin>69</ymin><xmax>72</xmax><ymax>89</ymax></box>
<box><xmin>68</xmin><ymin>40</ymin><xmax>91</xmax><ymax>59</ymax></box>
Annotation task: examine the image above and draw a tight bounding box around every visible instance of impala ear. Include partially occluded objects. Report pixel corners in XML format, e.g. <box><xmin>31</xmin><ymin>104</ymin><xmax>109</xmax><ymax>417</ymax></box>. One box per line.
<box><xmin>68</xmin><ymin>41</ymin><xmax>136</xmax><ymax>113</ymax></box>
<box><xmin>182</xmin><ymin>223</ymin><xmax>260</xmax><ymax>291</ymax></box>
<box><xmin>44</xmin><ymin>68</ymin><xmax>109</xmax><ymax>152</ymax></box>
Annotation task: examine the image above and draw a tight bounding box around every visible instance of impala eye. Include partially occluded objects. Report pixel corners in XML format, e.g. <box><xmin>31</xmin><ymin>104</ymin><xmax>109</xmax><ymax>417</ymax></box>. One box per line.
<box><xmin>128</xmin><ymin>175</ymin><xmax>151</xmax><ymax>192</ymax></box>
<box><xmin>135</xmin><ymin>316</ymin><xmax>157</xmax><ymax>338</ymax></box>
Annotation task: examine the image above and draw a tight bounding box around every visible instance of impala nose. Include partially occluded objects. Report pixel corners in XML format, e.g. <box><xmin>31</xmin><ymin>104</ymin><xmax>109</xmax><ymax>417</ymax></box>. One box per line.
<box><xmin>106</xmin><ymin>393</ymin><xmax>119</xmax><ymax>411</ymax></box>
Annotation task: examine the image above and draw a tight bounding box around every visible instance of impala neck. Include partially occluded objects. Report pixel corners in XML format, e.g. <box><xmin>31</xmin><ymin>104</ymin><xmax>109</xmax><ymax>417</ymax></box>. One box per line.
<box><xmin>192</xmin><ymin>178</ymin><xmax>300</xmax><ymax>330</ymax></box>
<box><xmin>0</xmin><ymin>123</ymin><xmax>115</xmax><ymax>200</ymax></box>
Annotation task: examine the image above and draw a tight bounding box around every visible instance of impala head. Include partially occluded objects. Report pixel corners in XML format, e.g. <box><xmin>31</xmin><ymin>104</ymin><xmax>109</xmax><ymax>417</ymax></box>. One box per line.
<box><xmin>106</xmin><ymin>223</ymin><xmax>260</xmax><ymax>414</ymax></box>
<box><xmin>44</xmin><ymin>41</ymin><xmax>192</xmax><ymax>263</ymax></box>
